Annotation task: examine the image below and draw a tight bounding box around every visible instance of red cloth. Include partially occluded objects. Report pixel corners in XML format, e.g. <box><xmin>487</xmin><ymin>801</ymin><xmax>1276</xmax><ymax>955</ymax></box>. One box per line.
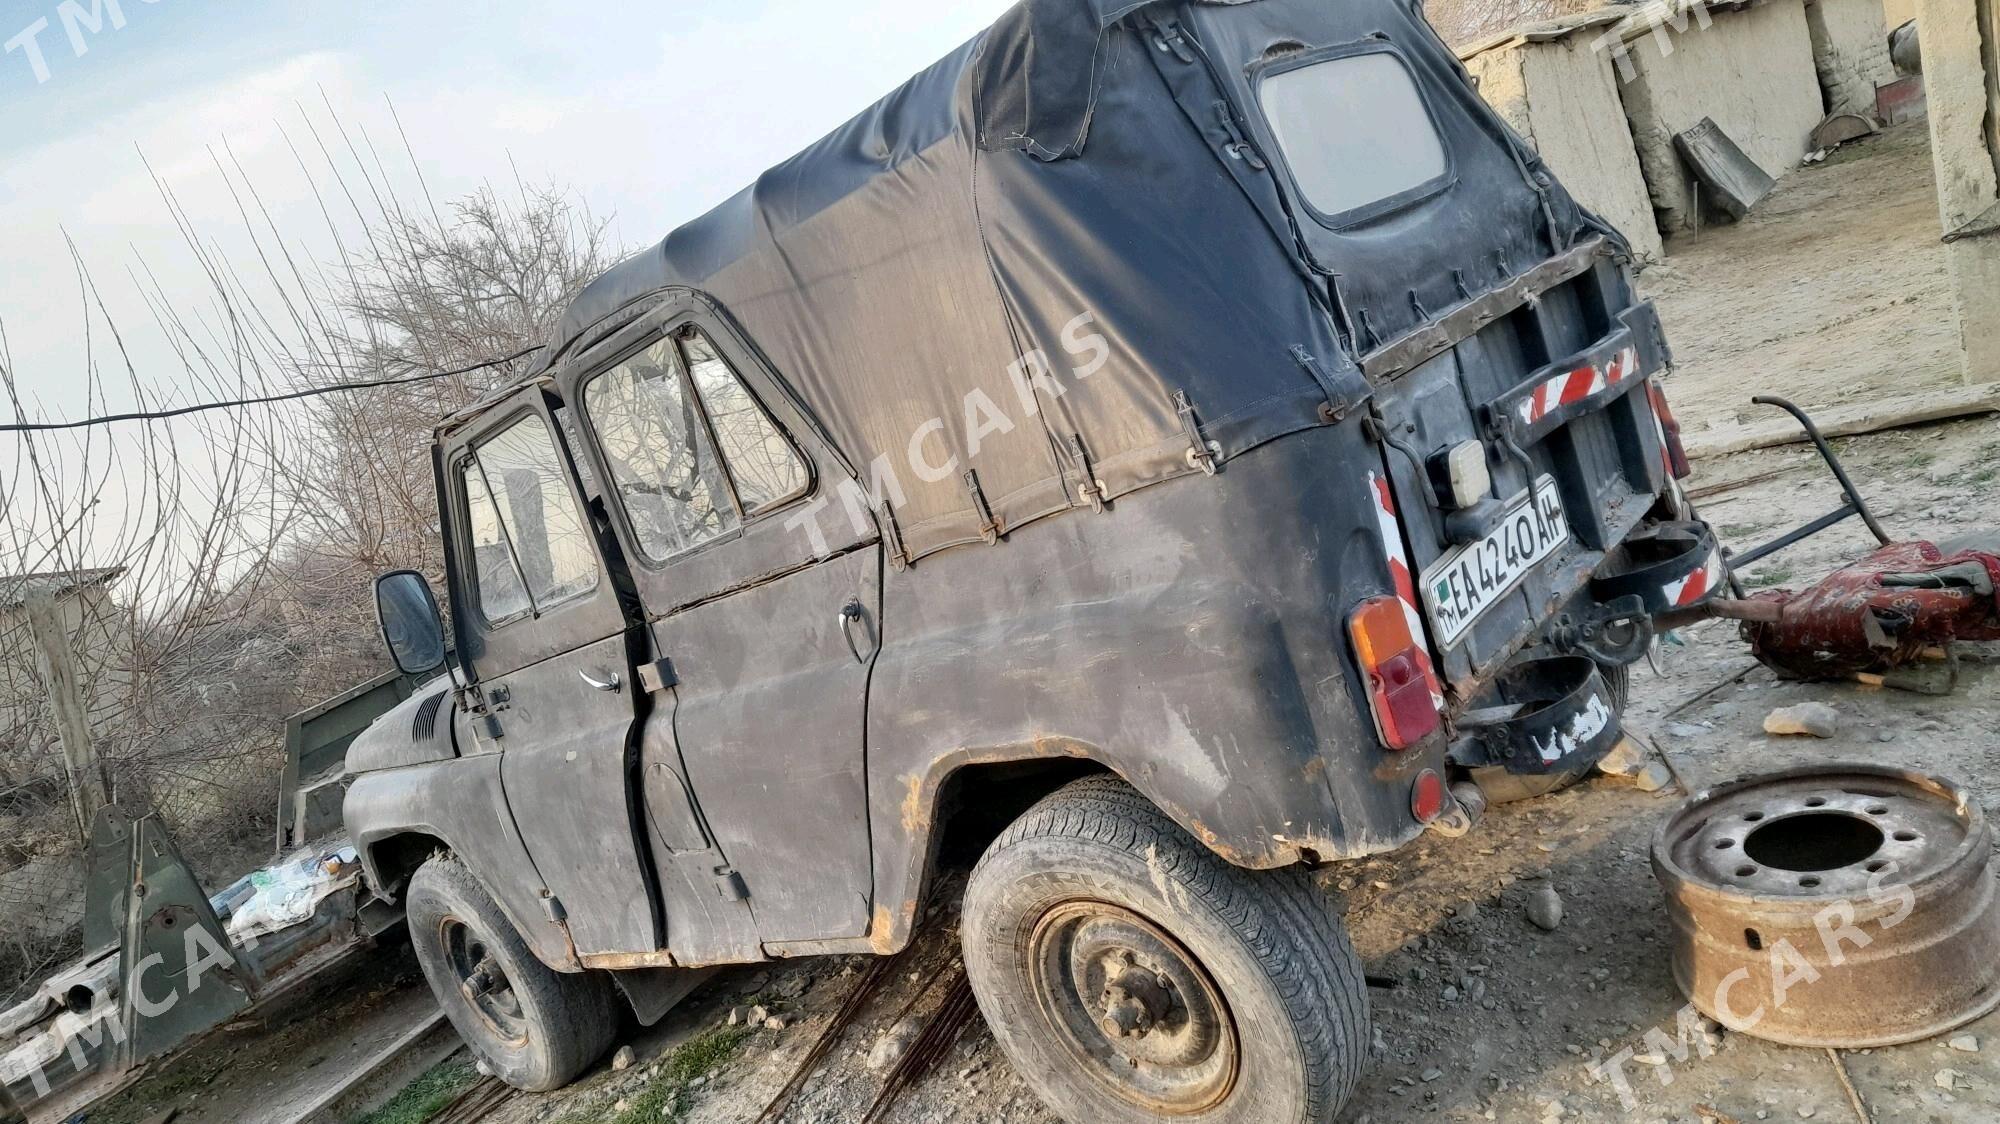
<box><xmin>1746</xmin><ymin>542</ymin><xmax>2000</xmax><ymax>677</ymax></box>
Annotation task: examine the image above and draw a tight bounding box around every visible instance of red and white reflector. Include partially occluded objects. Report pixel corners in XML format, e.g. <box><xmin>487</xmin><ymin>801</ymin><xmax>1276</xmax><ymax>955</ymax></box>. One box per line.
<box><xmin>1349</xmin><ymin>595</ymin><xmax>1443</xmax><ymax>751</ymax></box>
<box><xmin>1411</xmin><ymin>769</ymin><xmax>1447</xmax><ymax>824</ymax></box>
<box><xmin>1648</xmin><ymin>381</ymin><xmax>1692</xmax><ymax>481</ymax></box>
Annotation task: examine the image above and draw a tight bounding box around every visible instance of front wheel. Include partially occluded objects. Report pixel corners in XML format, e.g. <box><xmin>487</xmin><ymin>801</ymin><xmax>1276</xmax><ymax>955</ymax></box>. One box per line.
<box><xmin>406</xmin><ymin>855</ymin><xmax>618</xmax><ymax>1092</ymax></box>
<box><xmin>961</xmin><ymin>777</ymin><xmax>1370</xmax><ymax>1124</ymax></box>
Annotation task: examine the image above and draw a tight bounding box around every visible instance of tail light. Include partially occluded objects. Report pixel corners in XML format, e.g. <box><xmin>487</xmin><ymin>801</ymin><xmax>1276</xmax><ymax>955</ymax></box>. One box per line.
<box><xmin>1411</xmin><ymin>769</ymin><xmax>1447</xmax><ymax>824</ymax></box>
<box><xmin>1348</xmin><ymin>596</ymin><xmax>1442</xmax><ymax>750</ymax></box>
<box><xmin>1648</xmin><ymin>381</ymin><xmax>1692</xmax><ymax>480</ymax></box>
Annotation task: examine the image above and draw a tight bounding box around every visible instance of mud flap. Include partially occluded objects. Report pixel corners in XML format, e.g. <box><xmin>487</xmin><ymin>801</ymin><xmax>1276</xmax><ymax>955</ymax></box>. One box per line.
<box><xmin>1450</xmin><ymin>655</ymin><xmax>1621</xmax><ymax>776</ymax></box>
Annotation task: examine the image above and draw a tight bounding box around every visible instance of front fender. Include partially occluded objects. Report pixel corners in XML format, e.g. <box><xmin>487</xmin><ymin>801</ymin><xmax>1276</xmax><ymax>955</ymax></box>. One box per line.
<box><xmin>344</xmin><ymin>754</ymin><xmax>579</xmax><ymax>971</ymax></box>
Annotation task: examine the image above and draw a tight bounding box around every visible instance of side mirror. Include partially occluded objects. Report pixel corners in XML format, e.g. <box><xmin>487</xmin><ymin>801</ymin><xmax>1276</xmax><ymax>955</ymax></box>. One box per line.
<box><xmin>374</xmin><ymin>570</ymin><xmax>447</xmax><ymax>676</ymax></box>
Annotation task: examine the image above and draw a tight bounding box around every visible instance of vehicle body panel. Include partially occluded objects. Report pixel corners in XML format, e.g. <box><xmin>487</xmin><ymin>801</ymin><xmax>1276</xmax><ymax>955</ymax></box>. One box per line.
<box><xmin>346</xmin><ymin>754</ymin><xmax>578</xmax><ymax>970</ymax></box>
<box><xmin>439</xmin><ymin>392</ymin><xmax>657</xmax><ymax>958</ymax></box>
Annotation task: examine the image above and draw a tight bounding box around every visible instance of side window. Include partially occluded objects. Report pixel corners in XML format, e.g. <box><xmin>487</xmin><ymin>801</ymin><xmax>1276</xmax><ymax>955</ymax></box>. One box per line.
<box><xmin>583</xmin><ymin>327</ymin><xmax>808</xmax><ymax>563</ymax></box>
<box><xmin>585</xmin><ymin>337</ymin><xmax>741</xmax><ymax>562</ymax></box>
<box><xmin>680</xmin><ymin>330</ymin><xmax>809</xmax><ymax>513</ymax></box>
<box><xmin>460</xmin><ymin>411</ymin><xmax>601</xmax><ymax>625</ymax></box>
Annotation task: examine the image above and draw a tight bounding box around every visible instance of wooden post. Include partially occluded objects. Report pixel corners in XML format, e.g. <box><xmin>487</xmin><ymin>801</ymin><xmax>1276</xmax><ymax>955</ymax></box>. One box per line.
<box><xmin>1917</xmin><ymin>0</ymin><xmax>2000</xmax><ymax>384</ymax></box>
<box><xmin>23</xmin><ymin>595</ymin><xmax>108</xmax><ymax>842</ymax></box>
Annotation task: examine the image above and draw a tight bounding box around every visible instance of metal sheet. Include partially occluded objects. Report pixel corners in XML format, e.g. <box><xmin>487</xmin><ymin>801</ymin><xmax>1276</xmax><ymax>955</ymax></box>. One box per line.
<box><xmin>1673</xmin><ymin>118</ymin><xmax>1776</xmax><ymax>219</ymax></box>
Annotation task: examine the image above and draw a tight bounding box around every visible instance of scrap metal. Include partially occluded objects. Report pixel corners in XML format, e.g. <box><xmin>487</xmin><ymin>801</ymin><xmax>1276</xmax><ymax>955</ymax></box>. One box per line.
<box><xmin>1653</xmin><ymin>765</ymin><xmax>2000</xmax><ymax>1048</ymax></box>
<box><xmin>861</xmin><ymin>967</ymin><xmax>979</xmax><ymax>1124</ymax></box>
<box><xmin>752</xmin><ymin>954</ymin><xmax>903</xmax><ymax>1124</ymax></box>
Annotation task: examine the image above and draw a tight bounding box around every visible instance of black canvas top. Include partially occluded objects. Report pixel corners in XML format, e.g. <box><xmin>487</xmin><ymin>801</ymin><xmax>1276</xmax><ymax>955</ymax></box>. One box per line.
<box><xmin>543</xmin><ymin>0</ymin><xmax>1598</xmax><ymax>562</ymax></box>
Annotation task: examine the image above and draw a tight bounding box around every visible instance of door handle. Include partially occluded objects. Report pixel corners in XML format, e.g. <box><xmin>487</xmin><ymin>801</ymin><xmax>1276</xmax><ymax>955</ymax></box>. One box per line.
<box><xmin>839</xmin><ymin>602</ymin><xmax>876</xmax><ymax>664</ymax></box>
<box><xmin>579</xmin><ymin>669</ymin><xmax>623</xmax><ymax>693</ymax></box>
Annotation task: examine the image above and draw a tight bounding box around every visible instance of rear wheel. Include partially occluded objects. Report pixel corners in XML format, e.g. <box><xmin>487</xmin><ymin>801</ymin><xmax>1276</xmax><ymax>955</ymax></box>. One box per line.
<box><xmin>962</xmin><ymin>777</ymin><xmax>1369</xmax><ymax>1124</ymax></box>
<box><xmin>406</xmin><ymin>855</ymin><xmax>617</xmax><ymax>1092</ymax></box>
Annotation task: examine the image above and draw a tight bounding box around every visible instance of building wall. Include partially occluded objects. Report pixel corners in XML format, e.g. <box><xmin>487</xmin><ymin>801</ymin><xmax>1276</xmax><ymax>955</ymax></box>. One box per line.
<box><xmin>1619</xmin><ymin>0</ymin><xmax>1828</xmax><ymax>232</ymax></box>
<box><xmin>1883</xmin><ymin>0</ymin><xmax>1918</xmax><ymax>30</ymax></box>
<box><xmin>0</xmin><ymin>587</ymin><xmax>132</xmax><ymax>789</ymax></box>
<box><xmin>1469</xmin><ymin>33</ymin><xmax>1667</xmax><ymax>262</ymax></box>
<box><xmin>1807</xmin><ymin>0</ymin><xmax>1897</xmax><ymax>115</ymax></box>
<box><xmin>1519</xmin><ymin>35</ymin><xmax>1669</xmax><ymax>261</ymax></box>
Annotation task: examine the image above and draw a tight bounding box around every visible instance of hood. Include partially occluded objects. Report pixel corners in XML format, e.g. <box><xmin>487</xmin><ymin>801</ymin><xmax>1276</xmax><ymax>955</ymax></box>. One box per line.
<box><xmin>345</xmin><ymin>684</ymin><xmax>458</xmax><ymax>775</ymax></box>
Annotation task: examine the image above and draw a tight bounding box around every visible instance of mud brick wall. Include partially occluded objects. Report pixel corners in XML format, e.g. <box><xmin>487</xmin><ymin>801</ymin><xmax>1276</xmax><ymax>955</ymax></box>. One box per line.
<box><xmin>1806</xmin><ymin>0</ymin><xmax>1898</xmax><ymax>116</ymax></box>
<box><xmin>1617</xmin><ymin>0</ymin><xmax>1827</xmax><ymax>232</ymax></box>
<box><xmin>1468</xmin><ymin>35</ymin><xmax>1667</xmax><ymax>261</ymax></box>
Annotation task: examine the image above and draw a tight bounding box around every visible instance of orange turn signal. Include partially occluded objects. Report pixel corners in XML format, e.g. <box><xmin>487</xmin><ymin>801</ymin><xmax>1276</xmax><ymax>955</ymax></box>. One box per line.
<box><xmin>1348</xmin><ymin>596</ymin><xmax>1441</xmax><ymax>751</ymax></box>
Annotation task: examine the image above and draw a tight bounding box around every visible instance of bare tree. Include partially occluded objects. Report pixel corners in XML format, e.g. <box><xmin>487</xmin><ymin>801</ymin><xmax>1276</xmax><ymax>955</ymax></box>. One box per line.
<box><xmin>0</xmin><ymin>99</ymin><xmax>617</xmax><ymax>999</ymax></box>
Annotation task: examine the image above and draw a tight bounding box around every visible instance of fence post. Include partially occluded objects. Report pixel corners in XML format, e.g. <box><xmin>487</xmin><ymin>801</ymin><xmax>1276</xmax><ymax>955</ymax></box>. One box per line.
<box><xmin>23</xmin><ymin>595</ymin><xmax>108</xmax><ymax>843</ymax></box>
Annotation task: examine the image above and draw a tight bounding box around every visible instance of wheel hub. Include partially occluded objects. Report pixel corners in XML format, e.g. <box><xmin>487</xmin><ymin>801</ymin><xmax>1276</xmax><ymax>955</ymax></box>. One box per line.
<box><xmin>442</xmin><ymin>918</ymin><xmax>528</xmax><ymax>1046</ymax></box>
<box><xmin>1100</xmin><ymin>964</ymin><xmax>1172</xmax><ymax>1039</ymax></box>
<box><xmin>1028</xmin><ymin>901</ymin><xmax>1238</xmax><ymax>1114</ymax></box>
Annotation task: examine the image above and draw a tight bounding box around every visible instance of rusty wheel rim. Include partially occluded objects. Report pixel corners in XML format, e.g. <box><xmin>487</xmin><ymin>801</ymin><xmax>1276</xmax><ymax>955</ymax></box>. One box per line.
<box><xmin>1653</xmin><ymin>765</ymin><xmax>2000</xmax><ymax>1048</ymax></box>
<box><xmin>1026</xmin><ymin>901</ymin><xmax>1239</xmax><ymax>1115</ymax></box>
<box><xmin>442</xmin><ymin>916</ymin><xmax>528</xmax><ymax>1046</ymax></box>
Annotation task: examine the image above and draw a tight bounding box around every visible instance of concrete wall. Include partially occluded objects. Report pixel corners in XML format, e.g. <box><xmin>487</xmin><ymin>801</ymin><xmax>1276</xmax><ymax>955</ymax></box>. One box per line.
<box><xmin>1807</xmin><ymin>0</ymin><xmax>1897</xmax><ymax>115</ymax></box>
<box><xmin>1883</xmin><ymin>0</ymin><xmax>1918</xmax><ymax>29</ymax></box>
<box><xmin>1916</xmin><ymin>0</ymin><xmax>2000</xmax><ymax>383</ymax></box>
<box><xmin>1618</xmin><ymin>0</ymin><xmax>1828</xmax><ymax>232</ymax></box>
<box><xmin>1472</xmin><ymin>35</ymin><xmax>1668</xmax><ymax>261</ymax></box>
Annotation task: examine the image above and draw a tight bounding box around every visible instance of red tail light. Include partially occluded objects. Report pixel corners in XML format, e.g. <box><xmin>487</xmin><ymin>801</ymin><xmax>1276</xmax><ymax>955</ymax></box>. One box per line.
<box><xmin>1349</xmin><ymin>596</ymin><xmax>1442</xmax><ymax>750</ymax></box>
<box><xmin>1411</xmin><ymin>769</ymin><xmax>1447</xmax><ymax>824</ymax></box>
<box><xmin>1648</xmin><ymin>381</ymin><xmax>1692</xmax><ymax>480</ymax></box>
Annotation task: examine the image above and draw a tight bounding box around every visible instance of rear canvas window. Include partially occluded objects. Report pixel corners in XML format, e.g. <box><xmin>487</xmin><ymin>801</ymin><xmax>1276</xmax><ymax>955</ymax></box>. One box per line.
<box><xmin>1258</xmin><ymin>50</ymin><xmax>1448</xmax><ymax>221</ymax></box>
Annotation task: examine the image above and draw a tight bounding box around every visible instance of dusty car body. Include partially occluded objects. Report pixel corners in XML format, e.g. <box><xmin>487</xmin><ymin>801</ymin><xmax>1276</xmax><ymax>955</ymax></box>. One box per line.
<box><xmin>343</xmin><ymin>0</ymin><xmax>1718</xmax><ymax>1117</ymax></box>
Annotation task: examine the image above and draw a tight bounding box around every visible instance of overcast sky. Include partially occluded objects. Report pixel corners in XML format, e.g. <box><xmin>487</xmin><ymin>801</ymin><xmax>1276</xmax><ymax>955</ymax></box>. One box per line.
<box><xmin>0</xmin><ymin>0</ymin><xmax>1015</xmax><ymax>419</ymax></box>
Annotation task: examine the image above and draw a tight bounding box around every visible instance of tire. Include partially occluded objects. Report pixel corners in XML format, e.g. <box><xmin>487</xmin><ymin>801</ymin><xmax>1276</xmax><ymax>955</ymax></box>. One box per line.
<box><xmin>1472</xmin><ymin>661</ymin><xmax>1631</xmax><ymax>805</ymax></box>
<box><xmin>406</xmin><ymin>855</ymin><xmax>618</xmax><ymax>1092</ymax></box>
<box><xmin>961</xmin><ymin>777</ymin><xmax>1369</xmax><ymax>1124</ymax></box>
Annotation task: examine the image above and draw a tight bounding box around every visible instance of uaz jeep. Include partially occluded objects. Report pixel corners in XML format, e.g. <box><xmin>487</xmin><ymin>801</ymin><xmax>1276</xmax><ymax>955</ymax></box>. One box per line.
<box><xmin>347</xmin><ymin>2</ymin><xmax>1719</xmax><ymax>1120</ymax></box>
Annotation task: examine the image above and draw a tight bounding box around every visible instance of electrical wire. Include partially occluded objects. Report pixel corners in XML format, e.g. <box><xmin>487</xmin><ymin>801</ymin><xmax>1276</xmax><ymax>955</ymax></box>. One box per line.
<box><xmin>0</xmin><ymin>345</ymin><xmax>545</xmax><ymax>433</ymax></box>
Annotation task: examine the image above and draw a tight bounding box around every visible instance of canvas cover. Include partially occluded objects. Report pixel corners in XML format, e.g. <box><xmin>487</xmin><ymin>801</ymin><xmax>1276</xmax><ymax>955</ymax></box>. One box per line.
<box><xmin>544</xmin><ymin>0</ymin><xmax>1598</xmax><ymax>562</ymax></box>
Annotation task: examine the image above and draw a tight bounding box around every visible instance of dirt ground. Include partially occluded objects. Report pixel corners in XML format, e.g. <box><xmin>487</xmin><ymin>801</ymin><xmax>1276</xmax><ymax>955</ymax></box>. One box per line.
<box><xmin>1642</xmin><ymin>120</ymin><xmax>1963</xmax><ymax>437</ymax></box>
<box><xmin>93</xmin><ymin>124</ymin><xmax>2000</xmax><ymax>1124</ymax></box>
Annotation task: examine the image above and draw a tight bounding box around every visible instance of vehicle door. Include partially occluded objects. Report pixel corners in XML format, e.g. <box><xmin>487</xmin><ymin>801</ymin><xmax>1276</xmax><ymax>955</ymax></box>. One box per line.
<box><xmin>443</xmin><ymin>389</ymin><xmax>657</xmax><ymax>958</ymax></box>
<box><xmin>565</xmin><ymin>299</ymin><xmax>882</xmax><ymax>951</ymax></box>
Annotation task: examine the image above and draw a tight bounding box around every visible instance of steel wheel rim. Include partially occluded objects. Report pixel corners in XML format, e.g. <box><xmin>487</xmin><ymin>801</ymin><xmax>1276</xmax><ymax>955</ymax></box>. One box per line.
<box><xmin>1026</xmin><ymin>900</ymin><xmax>1239</xmax><ymax>1115</ymax></box>
<box><xmin>442</xmin><ymin>916</ymin><xmax>528</xmax><ymax>1046</ymax></box>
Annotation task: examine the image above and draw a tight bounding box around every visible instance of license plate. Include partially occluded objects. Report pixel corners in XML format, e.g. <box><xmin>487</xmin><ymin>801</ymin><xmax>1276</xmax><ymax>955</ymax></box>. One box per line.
<box><xmin>1421</xmin><ymin>477</ymin><xmax>1570</xmax><ymax>648</ymax></box>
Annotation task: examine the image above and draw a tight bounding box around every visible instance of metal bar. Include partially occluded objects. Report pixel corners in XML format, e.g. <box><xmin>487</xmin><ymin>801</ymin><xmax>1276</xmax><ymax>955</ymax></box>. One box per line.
<box><xmin>861</xmin><ymin>968</ymin><xmax>978</xmax><ymax>1124</ymax></box>
<box><xmin>1749</xmin><ymin>396</ymin><xmax>1893</xmax><ymax>546</ymax></box>
<box><xmin>753</xmin><ymin>953</ymin><xmax>903</xmax><ymax>1124</ymax></box>
<box><xmin>1730</xmin><ymin>506</ymin><xmax>1858</xmax><ymax>570</ymax></box>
